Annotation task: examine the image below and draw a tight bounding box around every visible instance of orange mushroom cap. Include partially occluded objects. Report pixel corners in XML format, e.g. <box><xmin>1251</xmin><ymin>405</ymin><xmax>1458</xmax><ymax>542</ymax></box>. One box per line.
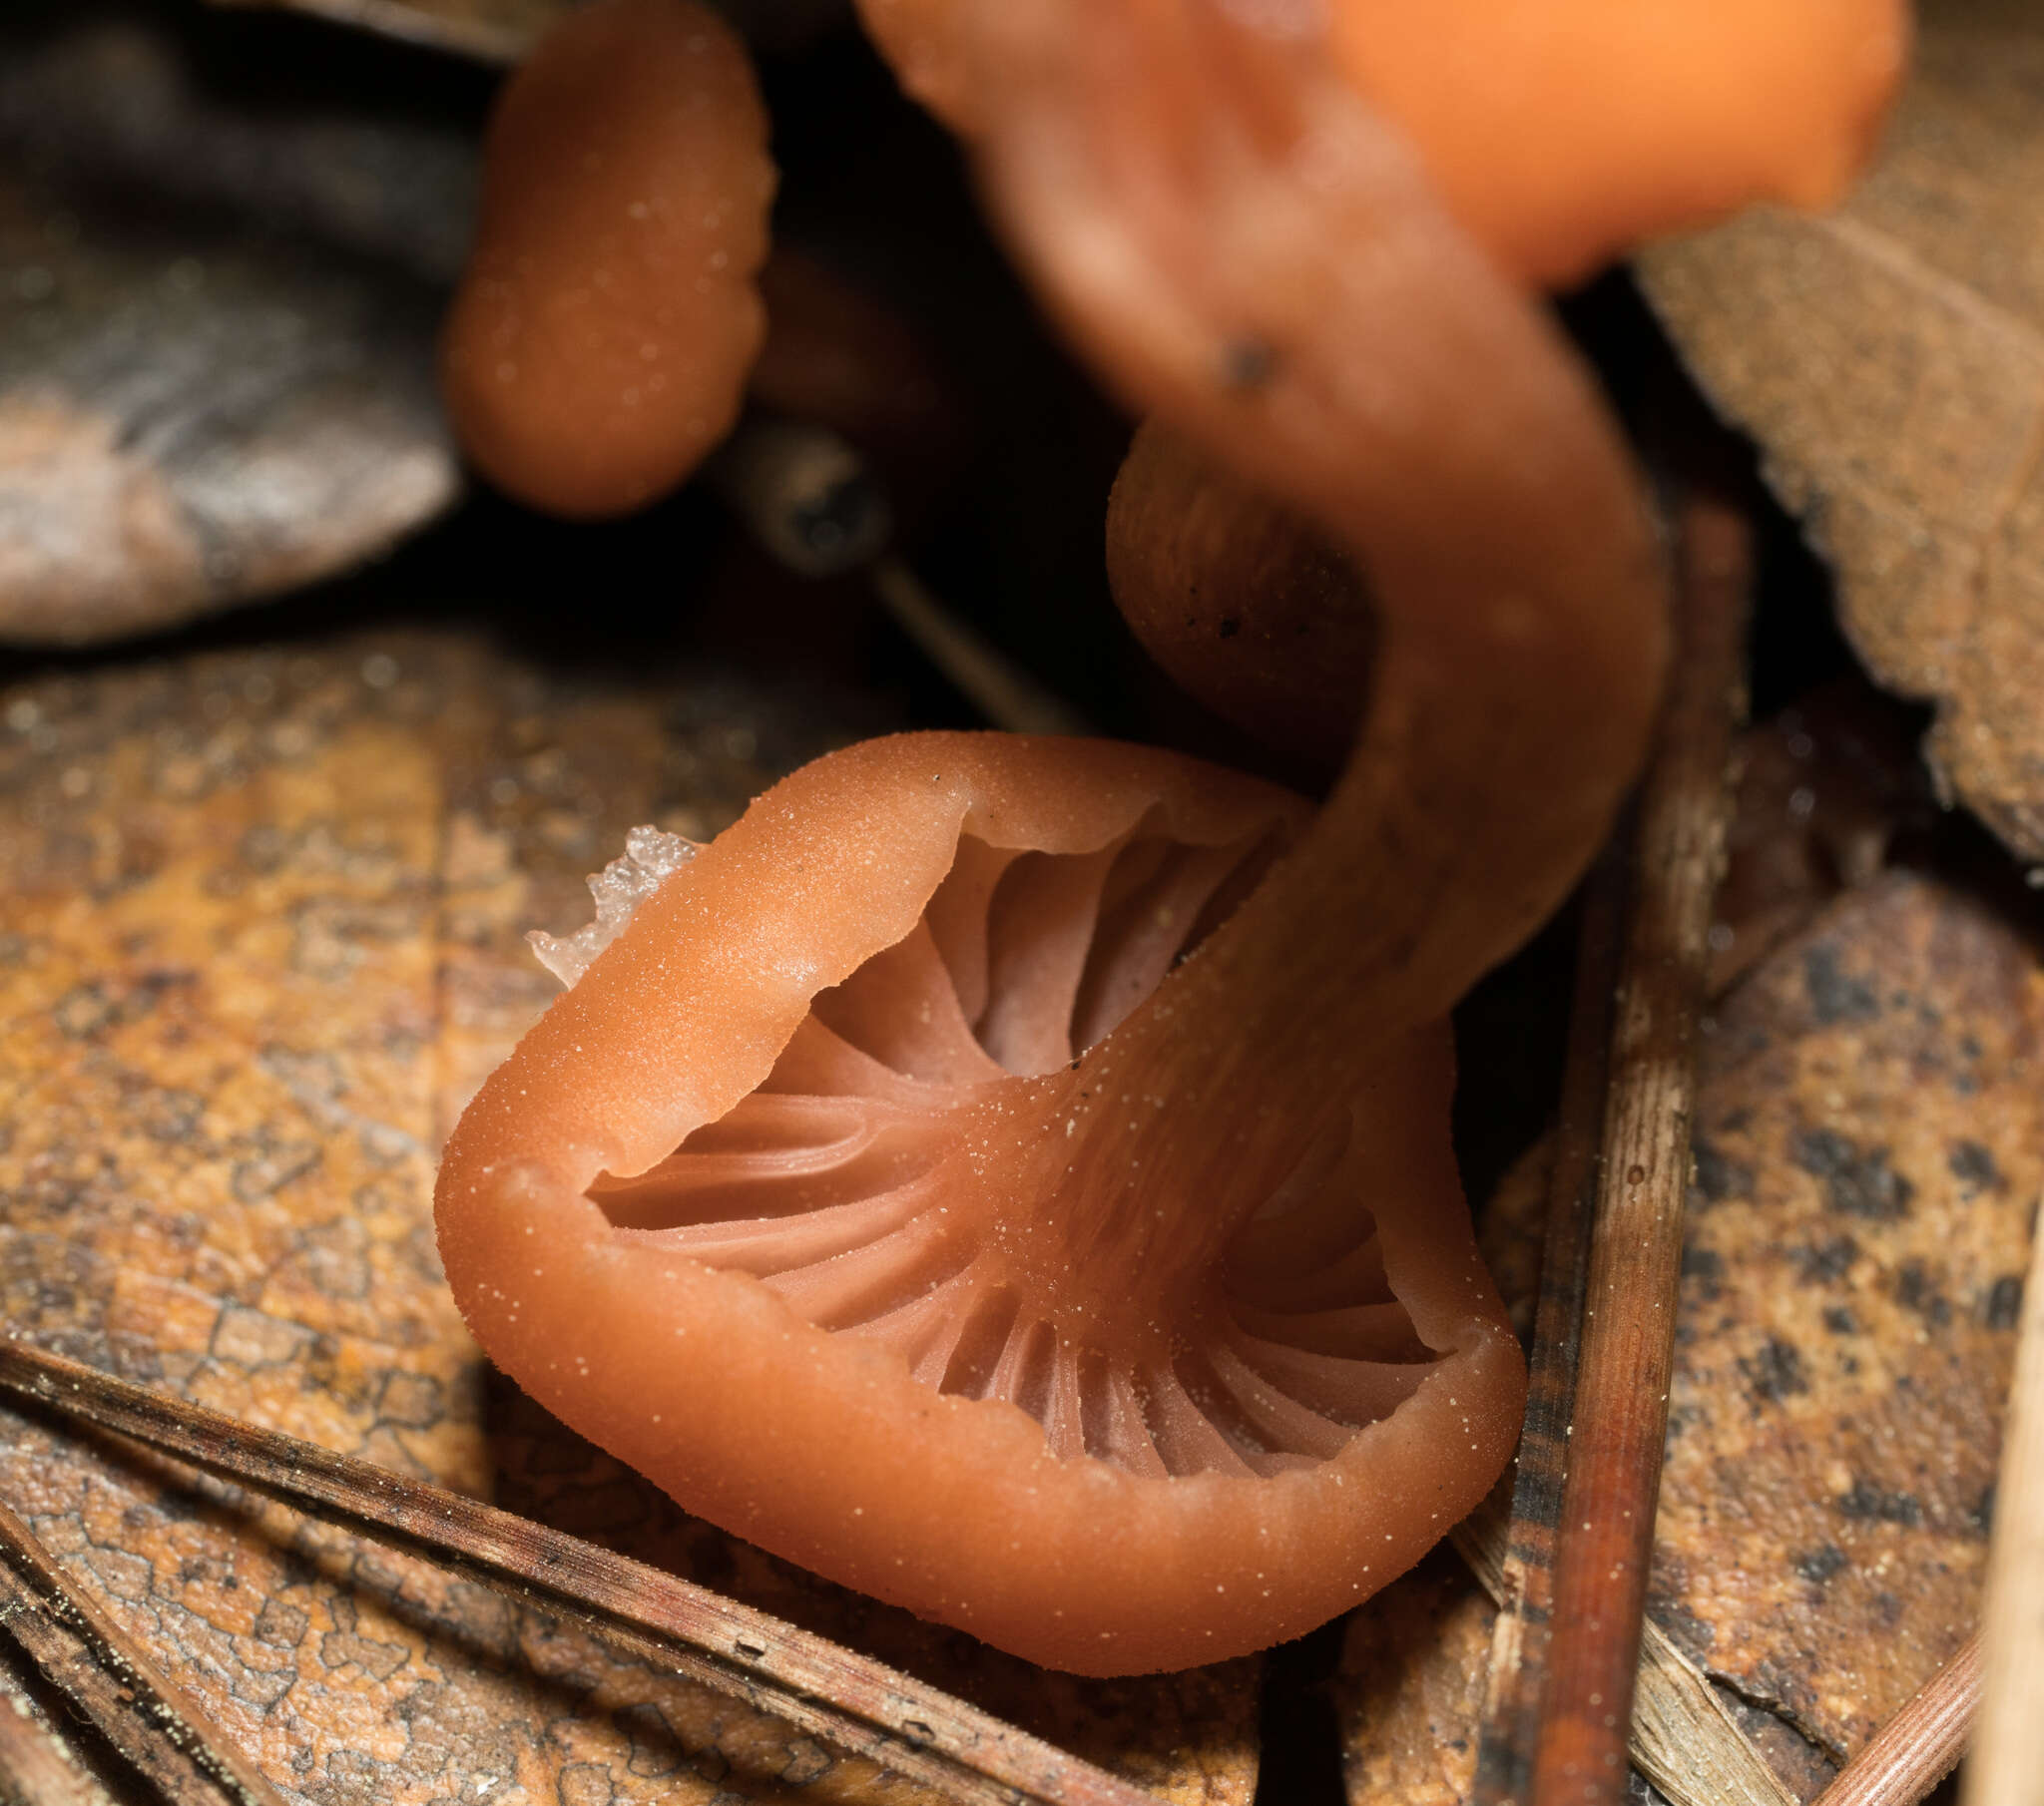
<box><xmin>440</xmin><ymin>0</ymin><xmax>1673</xmax><ymax>1670</ymax></box>
<box><xmin>1328</xmin><ymin>0</ymin><xmax>1909</xmax><ymax>286</ymax></box>
<box><xmin>860</xmin><ymin>0</ymin><xmax>1909</xmax><ymax>286</ymax></box>
<box><xmin>441</xmin><ymin>0</ymin><xmax>773</xmax><ymax>519</ymax></box>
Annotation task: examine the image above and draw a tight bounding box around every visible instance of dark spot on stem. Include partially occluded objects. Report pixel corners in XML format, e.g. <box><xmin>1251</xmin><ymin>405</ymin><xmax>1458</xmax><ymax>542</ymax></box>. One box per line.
<box><xmin>1222</xmin><ymin>337</ymin><xmax>1277</xmax><ymax>388</ymax></box>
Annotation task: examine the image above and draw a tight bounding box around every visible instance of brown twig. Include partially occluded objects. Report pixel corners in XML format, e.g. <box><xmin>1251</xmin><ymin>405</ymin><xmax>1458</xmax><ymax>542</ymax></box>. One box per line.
<box><xmin>0</xmin><ymin>1336</ymin><xmax>1158</xmax><ymax>1806</ymax></box>
<box><xmin>872</xmin><ymin>556</ymin><xmax>1097</xmax><ymax>737</ymax></box>
<box><xmin>704</xmin><ymin>410</ymin><xmax>1094</xmax><ymax>739</ymax></box>
<box><xmin>1457</xmin><ymin>1451</ymin><xmax>1796</xmax><ymax>1806</ymax></box>
<box><xmin>0</xmin><ymin>1494</ymin><xmax>283</xmax><ymax>1806</ymax></box>
<box><xmin>1526</xmin><ymin>484</ymin><xmax>1750</xmax><ymax>1806</ymax></box>
<box><xmin>206</xmin><ymin>0</ymin><xmax>530</xmax><ymax>64</ymax></box>
<box><xmin>1471</xmin><ymin>835</ymin><xmax>1626</xmax><ymax>1806</ymax></box>
<box><xmin>1818</xmin><ymin>1634</ymin><xmax>1977</xmax><ymax>1806</ymax></box>
<box><xmin>1453</xmin><ymin>478</ymin><xmax>1788</xmax><ymax>1806</ymax></box>
<box><xmin>0</xmin><ymin>1680</ymin><xmax>104</xmax><ymax>1806</ymax></box>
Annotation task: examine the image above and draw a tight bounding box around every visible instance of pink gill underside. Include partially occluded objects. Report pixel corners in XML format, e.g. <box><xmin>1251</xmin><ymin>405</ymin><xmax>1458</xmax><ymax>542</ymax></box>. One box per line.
<box><xmin>580</xmin><ymin>820</ymin><xmax>1444</xmax><ymax>1480</ymax></box>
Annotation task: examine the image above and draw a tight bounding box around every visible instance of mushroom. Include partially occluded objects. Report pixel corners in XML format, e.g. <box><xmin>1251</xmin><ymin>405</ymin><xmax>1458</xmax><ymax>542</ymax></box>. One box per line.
<box><xmin>1324</xmin><ymin>0</ymin><xmax>1908</xmax><ymax>288</ymax></box>
<box><xmin>438</xmin><ymin>0</ymin><xmax>1685</xmax><ymax>1674</ymax></box>
<box><xmin>1104</xmin><ymin>419</ymin><xmax>1374</xmax><ymax>770</ymax></box>
<box><xmin>1096</xmin><ymin>0</ymin><xmax>1906</xmax><ymax>766</ymax></box>
<box><xmin>441</xmin><ymin>736</ymin><xmax>1527</xmax><ymax>1673</ymax></box>
<box><xmin>440</xmin><ymin>0</ymin><xmax>774</xmax><ymax>518</ymax></box>
<box><xmin>858</xmin><ymin>0</ymin><xmax>1905</xmax><ymax>286</ymax></box>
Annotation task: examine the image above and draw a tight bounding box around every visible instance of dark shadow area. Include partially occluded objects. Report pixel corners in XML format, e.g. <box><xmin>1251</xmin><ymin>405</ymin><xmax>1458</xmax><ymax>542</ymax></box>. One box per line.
<box><xmin>1252</xmin><ymin>1616</ymin><xmax>1348</xmax><ymax>1806</ymax></box>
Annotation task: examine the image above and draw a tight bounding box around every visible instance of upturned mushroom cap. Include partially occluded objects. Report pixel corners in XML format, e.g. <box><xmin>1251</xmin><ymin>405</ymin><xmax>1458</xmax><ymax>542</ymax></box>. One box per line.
<box><xmin>859</xmin><ymin>0</ymin><xmax>1907</xmax><ymax>286</ymax></box>
<box><xmin>437</xmin><ymin>734</ymin><xmax>1525</xmax><ymax>1673</ymax></box>
<box><xmin>440</xmin><ymin>0</ymin><xmax>773</xmax><ymax>518</ymax></box>
<box><xmin>1327</xmin><ymin>0</ymin><xmax>1908</xmax><ymax>287</ymax></box>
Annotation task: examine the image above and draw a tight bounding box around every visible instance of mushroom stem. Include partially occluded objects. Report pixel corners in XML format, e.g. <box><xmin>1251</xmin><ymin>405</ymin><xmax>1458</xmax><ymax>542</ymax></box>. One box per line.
<box><xmin>968</xmin><ymin>0</ymin><xmax>1669</xmax><ymax>1077</ymax></box>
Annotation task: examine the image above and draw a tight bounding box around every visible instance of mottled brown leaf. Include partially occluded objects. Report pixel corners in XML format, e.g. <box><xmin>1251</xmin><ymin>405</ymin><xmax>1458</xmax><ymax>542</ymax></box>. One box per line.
<box><xmin>1638</xmin><ymin>0</ymin><xmax>2044</xmax><ymax>861</ymax></box>
<box><xmin>0</xmin><ymin>631</ymin><xmax>1258</xmax><ymax>1806</ymax></box>
<box><xmin>1652</xmin><ymin>868</ymin><xmax>2041</xmax><ymax>1759</ymax></box>
<box><xmin>1344</xmin><ymin>827</ymin><xmax>2034</xmax><ymax>1802</ymax></box>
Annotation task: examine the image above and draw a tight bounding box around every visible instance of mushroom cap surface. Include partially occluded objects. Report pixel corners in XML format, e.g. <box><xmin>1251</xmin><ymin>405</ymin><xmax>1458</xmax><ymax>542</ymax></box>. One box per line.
<box><xmin>441</xmin><ymin>0</ymin><xmax>773</xmax><ymax>518</ymax></box>
<box><xmin>1328</xmin><ymin>0</ymin><xmax>1909</xmax><ymax>285</ymax></box>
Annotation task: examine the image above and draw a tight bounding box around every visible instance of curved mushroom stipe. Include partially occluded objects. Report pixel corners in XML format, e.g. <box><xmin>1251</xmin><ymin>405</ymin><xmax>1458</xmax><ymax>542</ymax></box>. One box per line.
<box><xmin>437</xmin><ymin>734</ymin><xmax>1527</xmax><ymax>1673</ymax></box>
<box><xmin>441</xmin><ymin>0</ymin><xmax>774</xmax><ymax>519</ymax></box>
<box><xmin>960</xmin><ymin>0</ymin><xmax>1669</xmax><ymax>1043</ymax></box>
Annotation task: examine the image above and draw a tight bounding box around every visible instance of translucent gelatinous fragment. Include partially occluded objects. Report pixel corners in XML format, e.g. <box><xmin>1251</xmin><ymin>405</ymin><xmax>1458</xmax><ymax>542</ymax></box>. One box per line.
<box><xmin>529</xmin><ymin>824</ymin><xmax>698</xmax><ymax>989</ymax></box>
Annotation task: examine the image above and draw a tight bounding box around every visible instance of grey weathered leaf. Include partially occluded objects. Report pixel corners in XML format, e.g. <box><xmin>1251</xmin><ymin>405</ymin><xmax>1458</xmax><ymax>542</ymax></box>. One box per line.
<box><xmin>205</xmin><ymin>0</ymin><xmax>850</xmax><ymax>64</ymax></box>
<box><xmin>0</xmin><ymin>12</ymin><xmax>470</xmax><ymax>645</ymax></box>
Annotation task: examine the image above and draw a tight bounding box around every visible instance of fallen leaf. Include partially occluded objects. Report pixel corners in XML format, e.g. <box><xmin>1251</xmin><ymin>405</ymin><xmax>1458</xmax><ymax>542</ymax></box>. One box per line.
<box><xmin>0</xmin><ymin>631</ymin><xmax>1259</xmax><ymax>1805</ymax></box>
<box><xmin>1332</xmin><ymin>1548</ymin><xmax>1492</xmax><ymax>1806</ymax></box>
<box><xmin>1652</xmin><ymin>865</ymin><xmax>2040</xmax><ymax>1759</ymax></box>
<box><xmin>1342</xmin><ymin>734</ymin><xmax>2032</xmax><ymax>1803</ymax></box>
<box><xmin>0</xmin><ymin>11</ymin><xmax>469</xmax><ymax>644</ymax></box>
<box><xmin>1638</xmin><ymin>0</ymin><xmax>2044</xmax><ymax>862</ymax></box>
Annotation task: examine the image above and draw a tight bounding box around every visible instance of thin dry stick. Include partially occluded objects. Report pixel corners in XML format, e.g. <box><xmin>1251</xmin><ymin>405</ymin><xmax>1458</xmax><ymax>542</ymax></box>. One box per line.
<box><xmin>0</xmin><ymin>1337</ymin><xmax>1157</xmax><ymax>1806</ymax></box>
<box><xmin>208</xmin><ymin>0</ymin><xmax>530</xmax><ymax>63</ymax></box>
<box><xmin>1816</xmin><ymin>1634</ymin><xmax>1977</xmax><ymax>1806</ymax></box>
<box><xmin>1961</xmin><ymin>1174</ymin><xmax>2044</xmax><ymax>1806</ymax></box>
<box><xmin>1471</xmin><ymin>837</ymin><xmax>1626</xmax><ymax>1806</ymax></box>
<box><xmin>706</xmin><ymin>408</ymin><xmax>1094</xmax><ymax>738</ymax></box>
<box><xmin>1528</xmin><ymin>487</ymin><xmax>1750</xmax><ymax>1806</ymax></box>
<box><xmin>872</xmin><ymin>556</ymin><xmax>1097</xmax><ymax>738</ymax></box>
<box><xmin>0</xmin><ymin>1683</ymin><xmax>104</xmax><ymax>1806</ymax></box>
<box><xmin>0</xmin><ymin>1509</ymin><xmax>271</xmax><ymax>1806</ymax></box>
<box><xmin>1457</xmin><ymin>1487</ymin><xmax>1795</xmax><ymax>1806</ymax></box>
